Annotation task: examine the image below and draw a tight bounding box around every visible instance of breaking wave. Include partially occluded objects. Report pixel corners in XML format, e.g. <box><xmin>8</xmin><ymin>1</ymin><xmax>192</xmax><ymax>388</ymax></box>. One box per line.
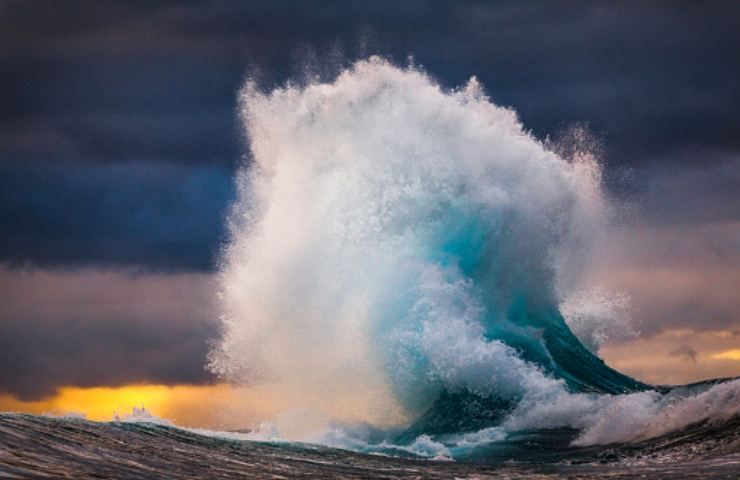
<box><xmin>206</xmin><ymin>57</ymin><xmax>740</xmax><ymax>460</ymax></box>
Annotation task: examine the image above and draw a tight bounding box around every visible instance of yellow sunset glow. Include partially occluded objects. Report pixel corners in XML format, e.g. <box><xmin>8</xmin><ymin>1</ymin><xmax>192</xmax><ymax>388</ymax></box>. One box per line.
<box><xmin>0</xmin><ymin>384</ymin><xmax>258</xmax><ymax>429</ymax></box>
<box><xmin>712</xmin><ymin>349</ymin><xmax>740</xmax><ymax>361</ymax></box>
<box><xmin>0</xmin><ymin>381</ymin><xmax>407</xmax><ymax>434</ymax></box>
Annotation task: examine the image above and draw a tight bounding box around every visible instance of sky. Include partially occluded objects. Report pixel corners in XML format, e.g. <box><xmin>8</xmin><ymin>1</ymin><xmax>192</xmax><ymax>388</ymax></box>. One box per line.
<box><xmin>1</xmin><ymin>1</ymin><xmax>739</xmax><ymax>426</ymax></box>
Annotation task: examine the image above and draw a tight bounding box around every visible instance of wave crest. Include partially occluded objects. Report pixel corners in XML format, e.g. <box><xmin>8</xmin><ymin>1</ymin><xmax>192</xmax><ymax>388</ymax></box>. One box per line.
<box><xmin>207</xmin><ymin>58</ymin><xmax>736</xmax><ymax>454</ymax></box>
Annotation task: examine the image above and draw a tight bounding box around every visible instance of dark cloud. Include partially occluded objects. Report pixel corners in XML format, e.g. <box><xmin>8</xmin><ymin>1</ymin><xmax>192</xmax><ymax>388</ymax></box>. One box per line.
<box><xmin>2</xmin><ymin>1</ymin><xmax>739</xmax><ymax>164</ymax></box>
<box><xmin>669</xmin><ymin>344</ymin><xmax>698</xmax><ymax>364</ymax></box>
<box><xmin>633</xmin><ymin>156</ymin><xmax>740</xmax><ymax>227</ymax></box>
<box><xmin>0</xmin><ymin>1</ymin><xmax>739</xmax><ymax>270</ymax></box>
<box><xmin>0</xmin><ymin>161</ymin><xmax>232</xmax><ymax>271</ymax></box>
<box><xmin>0</xmin><ymin>268</ymin><xmax>218</xmax><ymax>400</ymax></box>
<box><xmin>587</xmin><ymin>215</ymin><xmax>740</xmax><ymax>336</ymax></box>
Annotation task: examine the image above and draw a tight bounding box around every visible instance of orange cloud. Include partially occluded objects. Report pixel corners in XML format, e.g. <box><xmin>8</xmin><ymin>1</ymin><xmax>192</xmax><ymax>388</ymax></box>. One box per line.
<box><xmin>600</xmin><ymin>329</ymin><xmax>740</xmax><ymax>385</ymax></box>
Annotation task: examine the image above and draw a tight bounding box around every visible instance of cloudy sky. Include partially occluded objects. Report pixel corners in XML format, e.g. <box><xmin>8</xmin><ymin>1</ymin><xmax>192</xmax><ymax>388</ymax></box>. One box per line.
<box><xmin>1</xmin><ymin>1</ymin><xmax>738</xmax><ymax>425</ymax></box>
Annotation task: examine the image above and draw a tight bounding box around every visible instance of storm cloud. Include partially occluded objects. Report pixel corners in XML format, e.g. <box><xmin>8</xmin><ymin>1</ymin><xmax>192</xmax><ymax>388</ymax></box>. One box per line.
<box><xmin>2</xmin><ymin>1</ymin><xmax>739</xmax><ymax>271</ymax></box>
<box><xmin>0</xmin><ymin>267</ymin><xmax>218</xmax><ymax>400</ymax></box>
<box><xmin>0</xmin><ymin>161</ymin><xmax>232</xmax><ymax>270</ymax></box>
<box><xmin>1</xmin><ymin>1</ymin><xmax>738</xmax><ymax>396</ymax></box>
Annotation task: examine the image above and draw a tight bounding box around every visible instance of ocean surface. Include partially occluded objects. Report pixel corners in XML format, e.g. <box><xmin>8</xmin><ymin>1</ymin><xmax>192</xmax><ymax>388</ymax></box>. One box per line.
<box><xmin>1</xmin><ymin>410</ymin><xmax>739</xmax><ymax>479</ymax></box>
<box><xmin>0</xmin><ymin>408</ymin><xmax>740</xmax><ymax>479</ymax></box>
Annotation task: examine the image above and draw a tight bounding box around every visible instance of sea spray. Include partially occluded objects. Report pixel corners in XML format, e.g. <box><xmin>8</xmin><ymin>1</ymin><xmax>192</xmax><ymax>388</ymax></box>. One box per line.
<box><xmin>211</xmin><ymin>57</ymin><xmax>607</xmax><ymax>427</ymax></box>
<box><xmin>207</xmin><ymin>57</ymin><xmax>739</xmax><ymax>451</ymax></box>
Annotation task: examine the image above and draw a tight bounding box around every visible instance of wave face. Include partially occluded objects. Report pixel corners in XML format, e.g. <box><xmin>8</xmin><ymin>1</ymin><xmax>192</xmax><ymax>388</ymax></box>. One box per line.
<box><xmin>207</xmin><ymin>58</ymin><xmax>739</xmax><ymax>458</ymax></box>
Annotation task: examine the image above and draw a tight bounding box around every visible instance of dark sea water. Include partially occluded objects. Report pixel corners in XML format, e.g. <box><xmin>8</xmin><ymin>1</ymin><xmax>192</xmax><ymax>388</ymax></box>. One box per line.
<box><xmin>1</xmin><ymin>412</ymin><xmax>739</xmax><ymax>479</ymax></box>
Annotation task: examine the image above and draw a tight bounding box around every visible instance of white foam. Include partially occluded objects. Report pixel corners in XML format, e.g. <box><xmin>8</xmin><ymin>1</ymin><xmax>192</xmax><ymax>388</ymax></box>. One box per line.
<box><xmin>209</xmin><ymin>57</ymin><xmax>615</xmax><ymax>435</ymax></box>
<box><xmin>113</xmin><ymin>406</ymin><xmax>173</xmax><ymax>426</ymax></box>
<box><xmin>204</xmin><ymin>57</ymin><xmax>737</xmax><ymax>453</ymax></box>
<box><xmin>560</xmin><ymin>287</ymin><xmax>636</xmax><ymax>351</ymax></box>
<box><xmin>577</xmin><ymin>378</ymin><xmax>740</xmax><ymax>445</ymax></box>
<box><xmin>491</xmin><ymin>379</ymin><xmax>740</xmax><ymax>447</ymax></box>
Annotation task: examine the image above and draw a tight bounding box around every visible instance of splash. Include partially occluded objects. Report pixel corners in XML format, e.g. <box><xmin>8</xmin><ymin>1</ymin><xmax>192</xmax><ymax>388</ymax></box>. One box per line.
<box><xmin>207</xmin><ymin>57</ymin><xmax>739</xmax><ymax>454</ymax></box>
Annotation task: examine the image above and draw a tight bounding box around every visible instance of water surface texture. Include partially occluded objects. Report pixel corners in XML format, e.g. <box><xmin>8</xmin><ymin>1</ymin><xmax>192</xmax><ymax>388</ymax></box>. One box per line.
<box><xmin>1</xmin><ymin>413</ymin><xmax>739</xmax><ymax>479</ymax></box>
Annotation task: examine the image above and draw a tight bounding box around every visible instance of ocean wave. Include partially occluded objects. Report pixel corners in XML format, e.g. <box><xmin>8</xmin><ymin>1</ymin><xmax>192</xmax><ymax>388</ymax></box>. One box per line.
<box><xmin>201</xmin><ymin>57</ymin><xmax>739</xmax><ymax>462</ymax></box>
